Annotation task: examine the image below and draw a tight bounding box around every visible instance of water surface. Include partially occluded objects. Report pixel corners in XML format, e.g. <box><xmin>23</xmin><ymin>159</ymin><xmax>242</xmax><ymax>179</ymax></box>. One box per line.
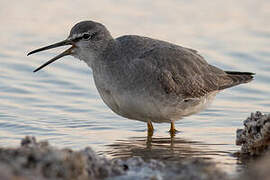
<box><xmin>0</xmin><ymin>0</ymin><xmax>269</xmax><ymax>174</ymax></box>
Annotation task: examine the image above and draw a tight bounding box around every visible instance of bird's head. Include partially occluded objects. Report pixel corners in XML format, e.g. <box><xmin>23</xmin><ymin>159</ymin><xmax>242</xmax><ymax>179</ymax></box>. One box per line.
<box><xmin>28</xmin><ymin>20</ymin><xmax>113</xmax><ymax>72</ymax></box>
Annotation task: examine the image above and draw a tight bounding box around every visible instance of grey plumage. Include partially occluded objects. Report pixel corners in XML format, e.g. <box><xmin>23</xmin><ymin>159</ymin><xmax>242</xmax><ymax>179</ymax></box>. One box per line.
<box><xmin>28</xmin><ymin>20</ymin><xmax>254</xmax><ymax>130</ymax></box>
<box><xmin>97</xmin><ymin>35</ymin><xmax>254</xmax><ymax>99</ymax></box>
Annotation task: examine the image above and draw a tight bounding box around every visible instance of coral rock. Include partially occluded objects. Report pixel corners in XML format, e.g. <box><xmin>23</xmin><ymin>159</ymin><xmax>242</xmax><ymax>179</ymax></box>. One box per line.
<box><xmin>236</xmin><ymin>111</ymin><xmax>270</xmax><ymax>155</ymax></box>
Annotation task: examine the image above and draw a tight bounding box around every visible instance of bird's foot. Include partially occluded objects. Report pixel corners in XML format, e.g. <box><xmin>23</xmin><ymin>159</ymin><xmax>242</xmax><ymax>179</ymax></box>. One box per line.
<box><xmin>169</xmin><ymin>128</ymin><xmax>179</xmax><ymax>137</ymax></box>
<box><xmin>147</xmin><ymin>121</ymin><xmax>154</xmax><ymax>136</ymax></box>
<box><xmin>169</xmin><ymin>122</ymin><xmax>179</xmax><ymax>137</ymax></box>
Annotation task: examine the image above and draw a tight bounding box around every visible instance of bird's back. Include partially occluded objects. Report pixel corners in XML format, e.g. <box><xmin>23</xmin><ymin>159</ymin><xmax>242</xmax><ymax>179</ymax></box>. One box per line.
<box><xmin>114</xmin><ymin>35</ymin><xmax>254</xmax><ymax>99</ymax></box>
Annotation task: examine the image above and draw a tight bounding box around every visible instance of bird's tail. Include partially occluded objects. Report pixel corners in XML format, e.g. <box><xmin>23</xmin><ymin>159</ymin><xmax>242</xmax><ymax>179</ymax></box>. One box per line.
<box><xmin>219</xmin><ymin>71</ymin><xmax>255</xmax><ymax>90</ymax></box>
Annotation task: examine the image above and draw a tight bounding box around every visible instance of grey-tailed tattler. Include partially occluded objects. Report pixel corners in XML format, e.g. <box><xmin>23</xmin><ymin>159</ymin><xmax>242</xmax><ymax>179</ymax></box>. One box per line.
<box><xmin>28</xmin><ymin>20</ymin><xmax>254</xmax><ymax>136</ymax></box>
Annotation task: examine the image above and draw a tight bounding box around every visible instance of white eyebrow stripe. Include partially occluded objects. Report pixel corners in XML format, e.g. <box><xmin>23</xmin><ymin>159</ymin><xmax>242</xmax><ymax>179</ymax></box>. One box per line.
<box><xmin>68</xmin><ymin>31</ymin><xmax>93</xmax><ymax>40</ymax></box>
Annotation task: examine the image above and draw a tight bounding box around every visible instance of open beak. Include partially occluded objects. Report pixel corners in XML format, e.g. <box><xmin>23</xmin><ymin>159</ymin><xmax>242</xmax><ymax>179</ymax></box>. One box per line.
<box><xmin>27</xmin><ymin>39</ymin><xmax>74</xmax><ymax>72</ymax></box>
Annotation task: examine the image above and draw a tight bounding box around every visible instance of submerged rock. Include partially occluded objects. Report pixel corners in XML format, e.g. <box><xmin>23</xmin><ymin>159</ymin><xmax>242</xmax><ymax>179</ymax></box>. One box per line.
<box><xmin>236</xmin><ymin>111</ymin><xmax>270</xmax><ymax>155</ymax></box>
<box><xmin>0</xmin><ymin>136</ymin><xmax>126</xmax><ymax>180</ymax></box>
<box><xmin>0</xmin><ymin>136</ymin><xmax>227</xmax><ymax>180</ymax></box>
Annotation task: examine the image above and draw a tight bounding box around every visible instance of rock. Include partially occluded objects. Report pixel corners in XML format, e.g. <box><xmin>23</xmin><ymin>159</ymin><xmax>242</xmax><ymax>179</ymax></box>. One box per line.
<box><xmin>0</xmin><ymin>136</ymin><xmax>126</xmax><ymax>180</ymax></box>
<box><xmin>236</xmin><ymin>111</ymin><xmax>270</xmax><ymax>155</ymax></box>
<box><xmin>0</xmin><ymin>136</ymin><xmax>228</xmax><ymax>180</ymax></box>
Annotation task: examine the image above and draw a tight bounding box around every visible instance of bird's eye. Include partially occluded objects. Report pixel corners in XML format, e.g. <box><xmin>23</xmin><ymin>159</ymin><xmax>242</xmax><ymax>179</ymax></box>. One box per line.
<box><xmin>82</xmin><ymin>33</ymin><xmax>91</xmax><ymax>40</ymax></box>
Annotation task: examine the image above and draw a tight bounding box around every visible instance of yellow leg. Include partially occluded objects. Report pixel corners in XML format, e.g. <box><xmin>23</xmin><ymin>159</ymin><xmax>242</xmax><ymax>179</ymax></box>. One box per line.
<box><xmin>169</xmin><ymin>121</ymin><xmax>177</xmax><ymax>137</ymax></box>
<box><xmin>147</xmin><ymin>120</ymin><xmax>154</xmax><ymax>136</ymax></box>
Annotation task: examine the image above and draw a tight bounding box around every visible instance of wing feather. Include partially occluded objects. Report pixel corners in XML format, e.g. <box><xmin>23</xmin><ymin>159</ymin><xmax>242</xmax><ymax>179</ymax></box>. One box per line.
<box><xmin>136</xmin><ymin>47</ymin><xmax>232</xmax><ymax>98</ymax></box>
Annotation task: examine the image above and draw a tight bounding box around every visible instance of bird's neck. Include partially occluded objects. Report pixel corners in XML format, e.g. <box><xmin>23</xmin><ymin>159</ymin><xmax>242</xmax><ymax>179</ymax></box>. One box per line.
<box><xmin>81</xmin><ymin>39</ymin><xmax>117</xmax><ymax>69</ymax></box>
<box><xmin>89</xmin><ymin>40</ymin><xmax>119</xmax><ymax>67</ymax></box>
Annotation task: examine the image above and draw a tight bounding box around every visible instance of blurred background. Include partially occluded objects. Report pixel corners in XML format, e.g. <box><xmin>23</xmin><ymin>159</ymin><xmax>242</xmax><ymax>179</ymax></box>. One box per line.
<box><xmin>0</xmin><ymin>0</ymin><xmax>269</xmax><ymax>174</ymax></box>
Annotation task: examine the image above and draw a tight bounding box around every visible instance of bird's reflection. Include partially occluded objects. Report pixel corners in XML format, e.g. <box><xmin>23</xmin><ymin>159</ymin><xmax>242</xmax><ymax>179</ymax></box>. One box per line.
<box><xmin>102</xmin><ymin>134</ymin><xmax>234</xmax><ymax>164</ymax></box>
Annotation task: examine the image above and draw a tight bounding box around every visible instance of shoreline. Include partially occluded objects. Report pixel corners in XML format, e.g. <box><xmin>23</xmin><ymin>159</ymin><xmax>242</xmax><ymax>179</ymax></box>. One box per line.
<box><xmin>1</xmin><ymin>111</ymin><xmax>270</xmax><ymax>180</ymax></box>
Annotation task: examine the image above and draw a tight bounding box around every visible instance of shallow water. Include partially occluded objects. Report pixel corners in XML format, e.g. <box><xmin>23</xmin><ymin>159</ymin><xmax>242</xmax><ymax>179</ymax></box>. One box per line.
<box><xmin>1</xmin><ymin>0</ymin><xmax>269</xmax><ymax>175</ymax></box>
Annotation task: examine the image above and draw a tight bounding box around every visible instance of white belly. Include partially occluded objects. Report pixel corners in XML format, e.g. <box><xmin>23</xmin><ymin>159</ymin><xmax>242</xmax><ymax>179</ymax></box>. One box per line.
<box><xmin>96</xmin><ymin>83</ymin><xmax>219</xmax><ymax>123</ymax></box>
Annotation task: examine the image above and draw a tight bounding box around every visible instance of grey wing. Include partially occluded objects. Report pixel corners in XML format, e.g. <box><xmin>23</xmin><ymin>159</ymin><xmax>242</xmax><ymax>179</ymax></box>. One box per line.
<box><xmin>132</xmin><ymin>46</ymin><xmax>234</xmax><ymax>99</ymax></box>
